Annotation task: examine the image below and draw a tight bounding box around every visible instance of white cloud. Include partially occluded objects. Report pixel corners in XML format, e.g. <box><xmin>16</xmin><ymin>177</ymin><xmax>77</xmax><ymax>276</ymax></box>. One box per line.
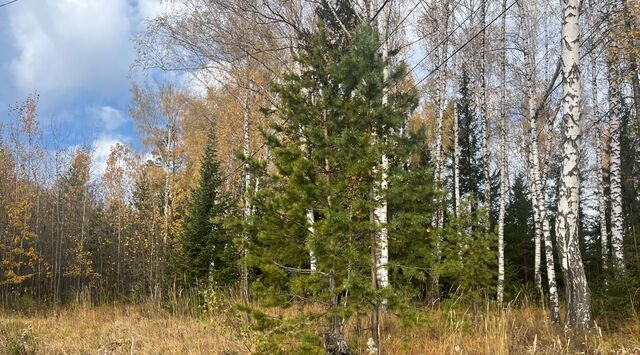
<box><xmin>87</xmin><ymin>105</ymin><xmax>127</xmax><ymax>131</ymax></box>
<box><xmin>137</xmin><ymin>0</ymin><xmax>186</xmax><ymax>21</ymax></box>
<box><xmin>90</xmin><ymin>134</ymin><xmax>126</xmax><ymax>179</ymax></box>
<box><xmin>137</xmin><ymin>0</ymin><xmax>166</xmax><ymax>20</ymax></box>
<box><xmin>8</xmin><ymin>0</ymin><xmax>134</xmax><ymax>100</ymax></box>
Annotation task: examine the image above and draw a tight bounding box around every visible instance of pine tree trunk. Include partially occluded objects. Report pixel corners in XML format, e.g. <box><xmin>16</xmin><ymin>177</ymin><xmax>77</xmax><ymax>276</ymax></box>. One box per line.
<box><xmin>558</xmin><ymin>0</ymin><xmax>592</xmax><ymax>329</ymax></box>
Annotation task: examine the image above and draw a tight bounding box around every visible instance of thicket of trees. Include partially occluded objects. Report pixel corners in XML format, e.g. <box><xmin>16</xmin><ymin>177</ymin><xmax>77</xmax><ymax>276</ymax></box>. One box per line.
<box><xmin>1</xmin><ymin>0</ymin><xmax>639</xmax><ymax>352</ymax></box>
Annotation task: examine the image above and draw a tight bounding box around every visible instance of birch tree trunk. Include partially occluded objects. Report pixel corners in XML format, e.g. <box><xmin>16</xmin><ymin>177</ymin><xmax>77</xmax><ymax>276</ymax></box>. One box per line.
<box><xmin>163</xmin><ymin>125</ymin><xmax>172</xmax><ymax>245</ymax></box>
<box><xmin>453</xmin><ymin>99</ymin><xmax>460</xmax><ymax>217</ymax></box>
<box><xmin>589</xmin><ymin>4</ymin><xmax>609</xmax><ymax>269</ymax></box>
<box><xmin>541</xmin><ymin>3</ymin><xmax>561</xmax><ymax>322</ymax></box>
<box><xmin>520</xmin><ymin>2</ymin><xmax>543</xmax><ymax>296</ymax></box>
<box><xmin>307</xmin><ymin>208</ymin><xmax>317</xmax><ymax>272</ymax></box>
<box><xmin>497</xmin><ymin>0</ymin><xmax>507</xmax><ymax>304</ymax></box>
<box><xmin>480</xmin><ymin>0</ymin><xmax>491</xmax><ymax>213</ymax></box>
<box><xmin>434</xmin><ymin>1</ymin><xmax>449</xmax><ymax>209</ymax></box>
<box><xmin>374</xmin><ymin>2</ymin><xmax>390</xmax><ymax>291</ymax></box>
<box><xmin>558</xmin><ymin>0</ymin><xmax>592</xmax><ymax>329</ymax></box>
<box><xmin>241</xmin><ymin>82</ymin><xmax>252</xmax><ymax>302</ymax></box>
<box><xmin>608</xmin><ymin>59</ymin><xmax>625</xmax><ymax>272</ymax></box>
<box><xmin>430</xmin><ymin>0</ymin><xmax>450</xmax><ymax>296</ymax></box>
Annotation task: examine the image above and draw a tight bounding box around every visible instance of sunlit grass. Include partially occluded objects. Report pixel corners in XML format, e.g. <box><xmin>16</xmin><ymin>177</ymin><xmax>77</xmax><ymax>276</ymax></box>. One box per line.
<box><xmin>0</xmin><ymin>294</ymin><xmax>638</xmax><ymax>354</ymax></box>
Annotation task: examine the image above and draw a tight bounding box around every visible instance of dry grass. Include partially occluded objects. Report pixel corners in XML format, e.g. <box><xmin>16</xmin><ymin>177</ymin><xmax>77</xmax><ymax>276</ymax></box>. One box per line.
<box><xmin>0</xmin><ymin>299</ymin><xmax>638</xmax><ymax>354</ymax></box>
<box><xmin>0</xmin><ymin>302</ymin><xmax>249</xmax><ymax>354</ymax></box>
<box><xmin>377</xmin><ymin>302</ymin><xmax>640</xmax><ymax>354</ymax></box>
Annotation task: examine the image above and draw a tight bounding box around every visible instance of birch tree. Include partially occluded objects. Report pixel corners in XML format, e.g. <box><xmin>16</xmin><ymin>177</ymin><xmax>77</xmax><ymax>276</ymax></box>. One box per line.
<box><xmin>557</xmin><ymin>0</ymin><xmax>592</xmax><ymax>329</ymax></box>
<box><xmin>480</xmin><ymin>0</ymin><xmax>491</xmax><ymax>213</ymax></box>
<box><xmin>588</xmin><ymin>0</ymin><xmax>609</xmax><ymax>270</ymax></box>
<box><xmin>374</xmin><ymin>0</ymin><xmax>391</xmax><ymax>293</ymax></box>
<box><xmin>497</xmin><ymin>0</ymin><xmax>507</xmax><ymax>304</ymax></box>
<box><xmin>607</xmin><ymin>4</ymin><xmax>626</xmax><ymax>272</ymax></box>
<box><xmin>520</xmin><ymin>1</ymin><xmax>560</xmax><ymax>320</ymax></box>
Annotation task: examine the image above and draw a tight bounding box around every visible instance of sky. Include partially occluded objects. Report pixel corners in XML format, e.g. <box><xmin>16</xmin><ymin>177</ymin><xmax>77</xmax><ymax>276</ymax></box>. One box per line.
<box><xmin>0</xmin><ymin>0</ymin><xmax>172</xmax><ymax>175</ymax></box>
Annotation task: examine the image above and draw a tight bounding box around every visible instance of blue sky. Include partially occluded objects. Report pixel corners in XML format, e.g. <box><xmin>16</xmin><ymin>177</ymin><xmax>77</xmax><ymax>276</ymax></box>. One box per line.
<box><xmin>0</xmin><ymin>0</ymin><xmax>171</xmax><ymax>174</ymax></box>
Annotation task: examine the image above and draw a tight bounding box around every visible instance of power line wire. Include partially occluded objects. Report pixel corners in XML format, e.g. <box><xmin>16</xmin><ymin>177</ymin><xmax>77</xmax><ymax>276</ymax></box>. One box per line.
<box><xmin>218</xmin><ymin>0</ymin><xmax>613</xmax><ymax>188</ymax></box>
<box><xmin>0</xmin><ymin>0</ymin><xmax>20</xmax><ymax>8</ymax></box>
<box><xmin>371</xmin><ymin>0</ymin><xmax>392</xmax><ymax>22</ymax></box>
<box><xmin>405</xmin><ymin>0</ymin><xmax>489</xmax><ymax>80</ymax></box>
<box><xmin>410</xmin><ymin>0</ymin><xmax>518</xmax><ymax>91</ymax></box>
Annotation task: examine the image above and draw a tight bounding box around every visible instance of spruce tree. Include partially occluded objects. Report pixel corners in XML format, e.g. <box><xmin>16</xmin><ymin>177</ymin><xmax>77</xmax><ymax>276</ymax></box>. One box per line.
<box><xmin>504</xmin><ymin>174</ymin><xmax>535</xmax><ymax>289</ymax></box>
<box><xmin>456</xmin><ymin>69</ymin><xmax>483</xmax><ymax>204</ymax></box>
<box><xmin>177</xmin><ymin>128</ymin><xmax>232</xmax><ymax>286</ymax></box>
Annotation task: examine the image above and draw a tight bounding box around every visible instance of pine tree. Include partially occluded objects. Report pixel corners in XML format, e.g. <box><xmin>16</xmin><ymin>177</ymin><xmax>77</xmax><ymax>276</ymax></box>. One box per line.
<box><xmin>176</xmin><ymin>128</ymin><xmax>232</xmax><ymax>286</ymax></box>
<box><xmin>248</xmin><ymin>1</ymin><xmax>422</xmax><ymax>351</ymax></box>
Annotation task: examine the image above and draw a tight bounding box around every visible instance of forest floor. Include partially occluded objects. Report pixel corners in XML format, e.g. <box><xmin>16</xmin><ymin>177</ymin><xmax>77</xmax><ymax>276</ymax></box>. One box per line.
<box><xmin>0</xmin><ymin>299</ymin><xmax>639</xmax><ymax>354</ymax></box>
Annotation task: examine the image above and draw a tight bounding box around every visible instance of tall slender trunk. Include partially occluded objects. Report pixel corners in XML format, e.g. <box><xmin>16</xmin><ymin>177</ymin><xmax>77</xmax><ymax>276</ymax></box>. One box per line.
<box><xmin>520</xmin><ymin>4</ymin><xmax>543</xmax><ymax>296</ymax></box>
<box><xmin>374</xmin><ymin>4</ymin><xmax>390</xmax><ymax>292</ymax></box>
<box><xmin>480</xmin><ymin>0</ymin><xmax>491</xmax><ymax>214</ymax></box>
<box><xmin>453</xmin><ymin>100</ymin><xmax>460</xmax><ymax>217</ymax></box>
<box><xmin>117</xmin><ymin>207</ymin><xmax>122</xmax><ymax>294</ymax></box>
<box><xmin>621</xmin><ymin>0</ymin><xmax>640</xmax><ymax>120</ymax></box>
<box><xmin>431</xmin><ymin>1</ymin><xmax>450</xmax><ymax>297</ymax></box>
<box><xmin>433</xmin><ymin>1</ymin><xmax>449</xmax><ymax>210</ymax></box>
<box><xmin>163</xmin><ymin>126</ymin><xmax>172</xmax><ymax>245</ymax></box>
<box><xmin>496</xmin><ymin>0</ymin><xmax>508</xmax><ymax>304</ymax></box>
<box><xmin>558</xmin><ymin>0</ymin><xmax>592</xmax><ymax>329</ymax></box>
<box><xmin>80</xmin><ymin>184</ymin><xmax>87</xmax><ymax>289</ymax></box>
<box><xmin>589</xmin><ymin>4</ymin><xmax>609</xmax><ymax>270</ymax></box>
<box><xmin>241</xmin><ymin>83</ymin><xmax>252</xmax><ymax>302</ymax></box>
<box><xmin>542</xmin><ymin>4</ymin><xmax>560</xmax><ymax>322</ymax></box>
<box><xmin>608</xmin><ymin>59</ymin><xmax>625</xmax><ymax>272</ymax></box>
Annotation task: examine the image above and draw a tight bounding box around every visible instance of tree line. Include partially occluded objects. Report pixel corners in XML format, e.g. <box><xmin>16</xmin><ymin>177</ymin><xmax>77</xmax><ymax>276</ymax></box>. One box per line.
<box><xmin>1</xmin><ymin>0</ymin><xmax>639</xmax><ymax>352</ymax></box>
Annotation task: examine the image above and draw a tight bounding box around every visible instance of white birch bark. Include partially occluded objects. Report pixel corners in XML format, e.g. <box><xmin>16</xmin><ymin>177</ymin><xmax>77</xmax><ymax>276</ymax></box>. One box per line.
<box><xmin>241</xmin><ymin>82</ymin><xmax>252</xmax><ymax>302</ymax></box>
<box><xmin>588</xmin><ymin>8</ymin><xmax>609</xmax><ymax>268</ymax></box>
<box><xmin>293</xmin><ymin>36</ymin><xmax>318</xmax><ymax>273</ymax></box>
<box><xmin>453</xmin><ymin>99</ymin><xmax>460</xmax><ymax>217</ymax></box>
<box><xmin>524</xmin><ymin>28</ymin><xmax>560</xmax><ymax>319</ymax></box>
<box><xmin>480</xmin><ymin>0</ymin><xmax>491</xmax><ymax>212</ymax></box>
<box><xmin>608</xmin><ymin>60</ymin><xmax>625</xmax><ymax>272</ymax></box>
<box><xmin>163</xmin><ymin>124</ymin><xmax>172</xmax><ymax>245</ymax></box>
<box><xmin>307</xmin><ymin>208</ymin><xmax>317</xmax><ymax>272</ymax></box>
<box><xmin>374</xmin><ymin>0</ymin><xmax>390</xmax><ymax>290</ymax></box>
<box><xmin>430</xmin><ymin>1</ymin><xmax>450</xmax><ymax>295</ymax></box>
<box><xmin>519</xmin><ymin>3</ymin><xmax>543</xmax><ymax>296</ymax></box>
<box><xmin>433</xmin><ymin>1</ymin><xmax>449</xmax><ymax>202</ymax></box>
<box><xmin>541</xmin><ymin>3</ymin><xmax>560</xmax><ymax>322</ymax></box>
<box><xmin>497</xmin><ymin>0</ymin><xmax>507</xmax><ymax>304</ymax></box>
<box><xmin>558</xmin><ymin>0</ymin><xmax>592</xmax><ymax>329</ymax></box>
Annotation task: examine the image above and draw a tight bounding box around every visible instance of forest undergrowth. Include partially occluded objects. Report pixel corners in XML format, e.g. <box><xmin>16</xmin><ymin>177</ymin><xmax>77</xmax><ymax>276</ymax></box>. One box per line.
<box><xmin>1</xmin><ymin>290</ymin><xmax>638</xmax><ymax>354</ymax></box>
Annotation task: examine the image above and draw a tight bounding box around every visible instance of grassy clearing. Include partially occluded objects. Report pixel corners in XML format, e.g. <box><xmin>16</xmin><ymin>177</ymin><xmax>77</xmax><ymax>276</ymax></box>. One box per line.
<box><xmin>0</xmin><ymin>298</ymin><xmax>638</xmax><ymax>354</ymax></box>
